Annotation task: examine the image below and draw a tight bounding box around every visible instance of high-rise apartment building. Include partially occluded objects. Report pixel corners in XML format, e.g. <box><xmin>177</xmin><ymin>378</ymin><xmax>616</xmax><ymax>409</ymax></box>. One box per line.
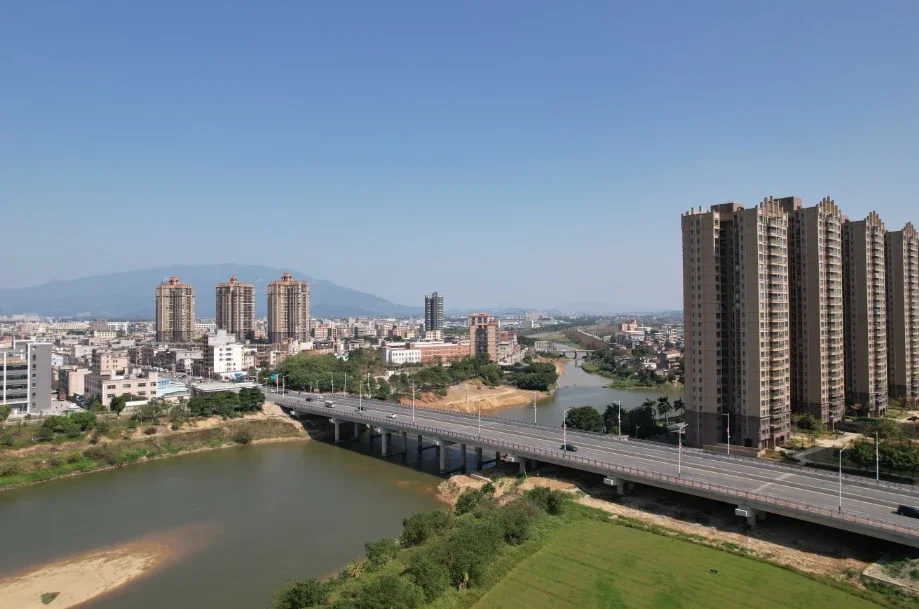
<box><xmin>216</xmin><ymin>275</ymin><xmax>255</xmax><ymax>340</ymax></box>
<box><xmin>469</xmin><ymin>313</ymin><xmax>498</xmax><ymax>361</ymax></box>
<box><xmin>267</xmin><ymin>272</ymin><xmax>310</xmax><ymax>344</ymax></box>
<box><xmin>782</xmin><ymin>197</ymin><xmax>846</xmax><ymax>424</ymax></box>
<box><xmin>886</xmin><ymin>222</ymin><xmax>919</xmax><ymax>406</ymax></box>
<box><xmin>0</xmin><ymin>340</ymin><xmax>51</xmax><ymax>415</ymax></box>
<box><xmin>155</xmin><ymin>276</ymin><xmax>195</xmax><ymax>343</ymax></box>
<box><xmin>682</xmin><ymin>198</ymin><xmax>791</xmax><ymax>449</ymax></box>
<box><xmin>424</xmin><ymin>292</ymin><xmax>444</xmax><ymax>333</ymax></box>
<box><xmin>843</xmin><ymin>212</ymin><xmax>888</xmax><ymax>416</ymax></box>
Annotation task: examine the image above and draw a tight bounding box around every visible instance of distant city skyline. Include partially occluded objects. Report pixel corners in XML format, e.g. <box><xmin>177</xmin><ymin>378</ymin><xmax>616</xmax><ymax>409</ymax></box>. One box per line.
<box><xmin>3</xmin><ymin>2</ymin><xmax>917</xmax><ymax>309</ymax></box>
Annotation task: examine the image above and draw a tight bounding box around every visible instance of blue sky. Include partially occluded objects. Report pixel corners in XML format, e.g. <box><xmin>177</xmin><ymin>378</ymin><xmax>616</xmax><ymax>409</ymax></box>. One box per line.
<box><xmin>2</xmin><ymin>1</ymin><xmax>917</xmax><ymax>311</ymax></box>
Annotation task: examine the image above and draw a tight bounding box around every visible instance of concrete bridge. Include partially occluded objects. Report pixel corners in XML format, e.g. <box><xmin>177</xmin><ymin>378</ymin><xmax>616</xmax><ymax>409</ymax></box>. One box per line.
<box><xmin>277</xmin><ymin>392</ymin><xmax>919</xmax><ymax>549</ymax></box>
<box><xmin>556</xmin><ymin>349</ymin><xmax>594</xmax><ymax>358</ymax></box>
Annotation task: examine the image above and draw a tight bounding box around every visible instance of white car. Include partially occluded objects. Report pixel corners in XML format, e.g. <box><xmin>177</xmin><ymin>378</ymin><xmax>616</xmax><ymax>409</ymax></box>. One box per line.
<box><xmin>387</xmin><ymin>413</ymin><xmax>398</xmax><ymax>419</ymax></box>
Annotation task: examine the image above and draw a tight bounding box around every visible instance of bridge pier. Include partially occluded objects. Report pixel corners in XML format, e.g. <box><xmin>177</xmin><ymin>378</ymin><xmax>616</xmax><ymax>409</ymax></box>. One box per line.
<box><xmin>604</xmin><ymin>476</ymin><xmax>626</xmax><ymax>495</ymax></box>
<box><xmin>460</xmin><ymin>444</ymin><xmax>467</xmax><ymax>473</ymax></box>
<box><xmin>476</xmin><ymin>447</ymin><xmax>483</xmax><ymax>471</ymax></box>
<box><xmin>735</xmin><ymin>506</ymin><xmax>766</xmax><ymax>526</ymax></box>
<box><xmin>402</xmin><ymin>431</ymin><xmax>407</xmax><ymax>449</ymax></box>
<box><xmin>333</xmin><ymin>419</ymin><xmax>340</xmax><ymax>443</ymax></box>
<box><xmin>417</xmin><ymin>435</ymin><xmax>423</xmax><ymax>453</ymax></box>
<box><xmin>381</xmin><ymin>430</ymin><xmax>388</xmax><ymax>456</ymax></box>
<box><xmin>439</xmin><ymin>443</ymin><xmax>447</xmax><ymax>473</ymax></box>
<box><xmin>354</xmin><ymin>421</ymin><xmax>359</xmax><ymax>437</ymax></box>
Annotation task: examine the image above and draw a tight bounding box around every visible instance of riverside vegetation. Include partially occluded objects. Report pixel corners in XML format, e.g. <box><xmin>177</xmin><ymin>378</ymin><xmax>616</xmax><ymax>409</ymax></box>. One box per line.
<box><xmin>0</xmin><ymin>388</ymin><xmax>305</xmax><ymax>490</ymax></box>
<box><xmin>563</xmin><ymin>398</ymin><xmax>685</xmax><ymax>439</ymax></box>
<box><xmin>580</xmin><ymin>345</ymin><xmax>684</xmax><ymax>388</ymax></box>
<box><xmin>269</xmin><ymin>482</ymin><xmax>914</xmax><ymax>609</ymax></box>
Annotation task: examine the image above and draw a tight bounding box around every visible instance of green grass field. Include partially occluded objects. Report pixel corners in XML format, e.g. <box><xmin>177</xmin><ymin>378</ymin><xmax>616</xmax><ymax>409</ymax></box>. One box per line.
<box><xmin>473</xmin><ymin>520</ymin><xmax>880</xmax><ymax>609</ymax></box>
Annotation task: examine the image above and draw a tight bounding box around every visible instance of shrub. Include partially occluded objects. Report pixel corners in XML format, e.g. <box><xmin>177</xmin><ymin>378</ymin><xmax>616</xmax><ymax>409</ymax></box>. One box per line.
<box><xmin>94</xmin><ymin>420</ymin><xmax>110</xmax><ymax>433</ymax></box>
<box><xmin>36</xmin><ymin>427</ymin><xmax>55</xmax><ymax>442</ymax></box>
<box><xmin>437</xmin><ymin>517</ymin><xmax>503</xmax><ymax>586</ymax></box>
<box><xmin>400</xmin><ymin>511</ymin><xmax>450</xmax><ymax>547</ymax></box>
<box><xmin>364</xmin><ymin>537</ymin><xmax>399</xmax><ymax>569</ymax></box>
<box><xmin>497</xmin><ymin>502</ymin><xmax>535</xmax><ymax>545</ymax></box>
<box><xmin>525</xmin><ymin>486</ymin><xmax>567</xmax><ymax>515</ymax></box>
<box><xmin>41</xmin><ymin>416</ymin><xmax>70</xmax><ymax>432</ymax></box>
<box><xmin>127</xmin><ymin>419</ymin><xmax>138</xmax><ymax>429</ymax></box>
<box><xmin>481</xmin><ymin>481</ymin><xmax>496</xmax><ymax>495</ymax></box>
<box><xmin>65</xmin><ymin>425</ymin><xmax>82</xmax><ymax>438</ymax></box>
<box><xmin>355</xmin><ymin>575</ymin><xmax>425</xmax><ymax>609</ymax></box>
<box><xmin>67</xmin><ymin>453</ymin><xmax>83</xmax><ymax>464</ymax></box>
<box><xmin>83</xmin><ymin>444</ymin><xmax>120</xmax><ymax>466</ymax></box>
<box><xmin>0</xmin><ymin>434</ymin><xmax>14</xmax><ymax>447</ymax></box>
<box><xmin>171</xmin><ymin>422</ymin><xmax>181</xmax><ymax>431</ymax></box>
<box><xmin>88</xmin><ymin>432</ymin><xmax>101</xmax><ymax>445</ymax></box>
<box><xmin>144</xmin><ymin>426</ymin><xmax>158</xmax><ymax>436</ymax></box>
<box><xmin>454</xmin><ymin>488</ymin><xmax>486</xmax><ymax>516</ymax></box>
<box><xmin>0</xmin><ymin>462</ymin><xmax>22</xmax><ymax>477</ymax></box>
<box><xmin>48</xmin><ymin>456</ymin><xmax>64</xmax><ymax>468</ymax></box>
<box><xmin>406</xmin><ymin>552</ymin><xmax>450</xmax><ymax>602</ymax></box>
<box><xmin>70</xmin><ymin>411</ymin><xmax>97</xmax><ymax>431</ymax></box>
<box><xmin>271</xmin><ymin>578</ymin><xmax>329</xmax><ymax>609</ymax></box>
<box><xmin>232</xmin><ymin>428</ymin><xmax>254</xmax><ymax>445</ymax></box>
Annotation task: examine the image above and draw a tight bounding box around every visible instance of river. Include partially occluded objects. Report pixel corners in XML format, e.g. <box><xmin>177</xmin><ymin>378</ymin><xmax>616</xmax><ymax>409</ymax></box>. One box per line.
<box><xmin>0</xmin><ymin>441</ymin><xmax>444</xmax><ymax>609</ymax></box>
<box><xmin>497</xmin><ymin>345</ymin><xmax>683</xmax><ymax>428</ymax></box>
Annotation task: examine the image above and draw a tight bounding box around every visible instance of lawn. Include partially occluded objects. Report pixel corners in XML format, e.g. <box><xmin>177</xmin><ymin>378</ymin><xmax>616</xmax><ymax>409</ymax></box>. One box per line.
<box><xmin>473</xmin><ymin>519</ymin><xmax>880</xmax><ymax>609</ymax></box>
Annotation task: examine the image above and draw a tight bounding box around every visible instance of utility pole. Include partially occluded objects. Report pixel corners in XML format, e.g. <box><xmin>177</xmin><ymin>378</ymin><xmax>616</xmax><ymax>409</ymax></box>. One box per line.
<box><xmin>876</xmin><ymin>431</ymin><xmax>880</xmax><ymax>482</ymax></box>
<box><xmin>411</xmin><ymin>379</ymin><xmax>415</xmax><ymax>423</ymax></box>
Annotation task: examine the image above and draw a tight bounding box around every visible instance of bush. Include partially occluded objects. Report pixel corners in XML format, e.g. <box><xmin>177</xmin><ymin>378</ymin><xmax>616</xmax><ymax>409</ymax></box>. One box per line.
<box><xmin>497</xmin><ymin>501</ymin><xmax>535</xmax><ymax>545</ymax></box>
<box><xmin>127</xmin><ymin>419</ymin><xmax>138</xmax><ymax>429</ymax></box>
<box><xmin>232</xmin><ymin>428</ymin><xmax>254</xmax><ymax>445</ymax></box>
<box><xmin>364</xmin><ymin>537</ymin><xmax>399</xmax><ymax>569</ymax></box>
<box><xmin>271</xmin><ymin>578</ymin><xmax>329</xmax><ymax>609</ymax></box>
<box><xmin>65</xmin><ymin>425</ymin><xmax>82</xmax><ymax>438</ymax></box>
<box><xmin>83</xmin><ymin>444</ymin><xmax>120</xmax><ymax>466</ymax></box>
<box><xmin>481</xmin><ymin>481</ymin><xmax>496</xmax><ymax>495</ymax></box>
<box><xmin>400</xmin><ymin>511</ymin><xmax>450</xmax><ymax>547</ymax></box>
<box><xmin>525</xmin><ymin>487</ymin><xmax>567</xmax><ymax>515</ymax></box>
<box><xmin>455</xmin><ymin>488</ymin><xmax>487</xmax><ymax>516</ymax></box>
<box><xmin>0</xmin><ymin>462</ymin><xmax>22</xmax><ymax>477</ymax></box>
<box><xmin>406</xmin><ymin>552</ymin><xmax>450</xmax><ymax>602</ymax></box>
<box><xmin>41</xmin><ymin>416</ymin><xmax>71</xmax><ymax>432</ymax></box>
<box><xmin>437</xmin><ymin>517</ymin><xmax>504</xmax><ymax>586</ymax></box>
<box><xmin>94</xmin><ymin>420</ymin><xmax>110</xmax><ymax>433</ymax></box>
<box><xmin>70</xmin><ymin>411</ymin><xmax>97</xmax><ymax>431</ymax></box>
<box><xmin>48</xmin><ymin>456</ymin><xmax>64</xmax><ymax>468</ymax></box>
<box><xmin>88</xmin><ymin>431</ymin><xmax>101</xmax><ymax>444</ymax></box>
<box><xmin>144</xmin><ymin>426</ymin><xmax>158</xmax><ymax>436</ymax></box>
<box><xmin>355</xmin><ymin>575</ymin><xmax>425</xmax><ymax>609</ymax></box>
<box><xmin>0</xmin><ymin>434</ymin><xmax>14</xmax><ymax>447</ymax></box>
<box><xmin>67</xmin><ymin>453</ymin><xmax>83</xmax><ymax>464</ymax></box>
<box><xmin>36</xmin><ymin>426</ymin><xmax>55</xmax><ymax>442</ymax></box>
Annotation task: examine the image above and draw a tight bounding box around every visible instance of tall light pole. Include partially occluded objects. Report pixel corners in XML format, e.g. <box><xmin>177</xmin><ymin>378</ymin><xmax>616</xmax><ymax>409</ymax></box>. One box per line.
<box><xmin>614</xmin><ymin>400</ymin><xmax>622</xmax><ymax>440</ymax></box>
<box><xmin>358</xmin><ymin>373</ymin><xmax>362</xmax><ymax>411</ymax></box>
<box><xmin>411</xmin><ymin>380</ymin><xmax>416</xmax><ymax>423</ymax></box>
<box><xmin>875</xmin><ymin>431</ymin><xmax>880</xmax><ymax>482</ymax></box>
<box><xmin>563</xmin><ymin>407</ymin><xmax>572</xmax><ymax>454</ymax></box>
<box><xmin>722</xmin><ymin>412</ymin><xmax>731</xmax><ymax>455</ymax></box>
<box><xmin>533</xmin><ymin>398</ymin><xmax>537</xmax><ymax>424</ymax></box>
<box><xmin>330</xmin><ymin>373</ymin><xmax>334</xmax><ymax>395</ymax></box>
<box><xmin>676</xmin><ymin>423</ymin><xmax>687</xmax><ymax>476</ymax></box>
<box><xmin>478</xmin><ymin>405</ymin><xmax>481</xmax><ymax>436</ymax></box>
<box><xmin>838</xmin><ymin>447</ymin><xmax>846</xmax><ymax>513</ymax></box>
<box><xmin>343</xmin><ymin>372</ymin><xmax>347</xmax><ymax>396</ymax></box>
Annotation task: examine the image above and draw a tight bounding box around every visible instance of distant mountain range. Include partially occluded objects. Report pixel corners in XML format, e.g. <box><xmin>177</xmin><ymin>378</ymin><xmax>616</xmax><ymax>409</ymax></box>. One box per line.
<box><xmin>0</xmin><ymin>264</ymin><xmax>421</xmax><ymax>319</ymax></box>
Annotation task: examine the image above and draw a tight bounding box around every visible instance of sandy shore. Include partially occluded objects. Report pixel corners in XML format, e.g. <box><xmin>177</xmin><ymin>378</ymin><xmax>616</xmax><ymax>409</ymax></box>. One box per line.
<box><xmin>0</xmin><ymin>544</ymin><xmax>165</xmax><ymax>609</ymax></box>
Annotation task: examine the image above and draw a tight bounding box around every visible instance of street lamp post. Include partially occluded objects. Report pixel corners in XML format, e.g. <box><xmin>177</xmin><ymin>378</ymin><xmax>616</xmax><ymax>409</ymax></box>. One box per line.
<box><xmin>838</xmin><ymin>447</ymin><xmax>846</xmax><ymax>513</ymax></box>
<box><xmin>722</xmin><ymin>412</ymin><xmax>731</xmax><ymax>455</ymax></box>
<box><xmin>533</xmin><ymin>398</ymin><xmax>537</xmax><ymax>425</ymax></box>
<box><xmin>563</xmin><ymin>408</ymin><xmax>572</xmax><ymax>455</ymax></box>
<box><xmin>478</xmin><ymin>406</ymin><xmax>481</xmax><ymax>436</ymax></box>
<box><xmin>411</xmin><ymin>380</ymin><xmax>415</xmax><ymax>423</ymax></box>
<box><xmin>614</xmin><ymin>400</ymin><xmax>622</xmax><ymax>440</ymax></box>
<box><xmin>875</xmin><ymin>431</ymin><xmax>880</xmax><ymax>482</ymax></box>
<box><xmin>676</xmin><ymin>423</ymin><xmax>687</xmax><ymax>477</ymax></box>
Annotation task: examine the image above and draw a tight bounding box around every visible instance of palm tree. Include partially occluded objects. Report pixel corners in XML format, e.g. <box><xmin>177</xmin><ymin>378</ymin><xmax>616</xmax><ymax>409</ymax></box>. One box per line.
<box><xmin>657</xmin><ymin>396</ymin><xmax>673</xmax><ymax>424</ymax></box>
<box><xmin>673</xmin><ymin>398</ymin><xmax>685</xmax><ymax>418</ymax></box>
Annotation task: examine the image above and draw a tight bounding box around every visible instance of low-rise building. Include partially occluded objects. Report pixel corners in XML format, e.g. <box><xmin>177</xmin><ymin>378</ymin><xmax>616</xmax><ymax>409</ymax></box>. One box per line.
<box><xmin>57</xmin><ymin>366</ymin><xmax>91</xmax><ymax>399</ymax></box>
<box><xmin>84</xmin><ymin>369</ymin><xmax>159</xmax><ymax>408</ymax></box>
<box><xmin>1</xmin><ymin>339</ymin><xmax>52</xmax><ymax>415</ymax></box>
<box><xmin>407</xmin><ymin>341</ymin><xmax>470</xmax><ymax>364</ymax></box>
<box><xmin>382</xmin><ymin>347</ymin><xmax>422</xmax><ymax>365</ymax></box>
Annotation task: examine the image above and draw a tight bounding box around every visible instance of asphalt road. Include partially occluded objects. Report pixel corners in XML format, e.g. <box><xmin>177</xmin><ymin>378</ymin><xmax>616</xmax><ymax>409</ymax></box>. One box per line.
<box><xmin>275</xmin><ymin>389</ymin><xmax>919</xmax><ymax>534</ymax></box>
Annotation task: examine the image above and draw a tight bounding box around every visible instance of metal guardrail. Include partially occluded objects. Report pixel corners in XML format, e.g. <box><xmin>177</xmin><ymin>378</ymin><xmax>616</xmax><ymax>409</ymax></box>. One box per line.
<box><xmin>295</xmin><ymin>390</ymin><xmax>919</xmax><ymax>498</ymax></box>
<box><xmin>281</xmin><ymin>398</ymin><xmax>919</xmax><ymax>540</ymax></box>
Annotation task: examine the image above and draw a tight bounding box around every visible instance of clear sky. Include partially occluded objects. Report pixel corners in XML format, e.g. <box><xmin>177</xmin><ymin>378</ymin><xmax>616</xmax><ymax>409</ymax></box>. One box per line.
<box><xmin>2</xmin><ymin>1</ymin><xmax>917</xmax><ymax>311</ymax></box>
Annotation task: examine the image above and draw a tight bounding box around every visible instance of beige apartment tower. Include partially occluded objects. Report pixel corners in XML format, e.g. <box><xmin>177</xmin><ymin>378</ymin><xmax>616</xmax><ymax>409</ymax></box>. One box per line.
<box><xmin>155</xmin><ymin>276</ymin><xmax>195</xmax><ymax>343</ymax></box>
<box><xmin>682</xmin><ymin>198</ymin><xmax>791</xmax><ymax>450</ymax></box>
<box><xmin>469</xmin><ymin>313</ymin><xmax>498</xmax><ymax>361</ymax></box>
<box><xmin>886</xmin><ymin>223</ymin><xmax>919</xmax><ymax>406</ymax></box>
<box><xmin>216</xmin><ymin>275</ymin><xmax>255</xmax><ymax>340</ymax></box>
<box><xmin>267</xmin><ymin>273</ymin><xmax>310</xmax><ymax>344</ymax></box>
<box><xmin>843</xmin><ymin>212</ymin><xmax>888</xmax><ymax>416</ymax></box>
<box><xmin>781</xmin><ymin>197</ymin><xmax>846</xmax><ymax>424</ymax></box>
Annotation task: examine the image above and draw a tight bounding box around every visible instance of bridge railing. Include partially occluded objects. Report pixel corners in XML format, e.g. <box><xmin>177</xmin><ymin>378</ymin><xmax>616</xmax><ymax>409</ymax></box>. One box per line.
<box><xmin>280</xmin><ymin>398</ymin><xmax>919</xmax><ymax>539</ymax></box>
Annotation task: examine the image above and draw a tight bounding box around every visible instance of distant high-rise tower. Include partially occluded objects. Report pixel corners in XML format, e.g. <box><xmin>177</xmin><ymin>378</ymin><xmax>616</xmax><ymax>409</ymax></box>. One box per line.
<box><xmin>216</xmin><ymin>275</ymin><xmax>255</xmax><ymax>340</ymax></box>
<box><xmin>267</xmin><ymin>273</ymin><xmax>310</xmax><ymax>344</ymax></box>
<box><xmin>155</xmin><ymin>276</ymin><xmax>195</xmax><ymax>343</ymax></box>
<box><xmin>469</xmin><ymin>313</ymin><xmax>498</xmax><ymax>361</ymax></box>
<box><xmin>886</xmin><ymin>222</ymin><xmax>919</xmax><ymax>406</ymax></box>
<box><xmin>681</xmin><ymin>199</ymin><xmax>791</xmax><ymax>450</ymax></box>
<box><xmin>424</xmin><ymin>292</ymin><xmax>444</xmax><ymax>333</ymax></box>
<box><xmin>843</xmin><ymin>212</ymin><xmax>888</xmax><ymax>416</ymax></box>
<box><xmin>781</xmin><ymin>196</ymin><xmax>846</xmax><ymax>424</ymax></box>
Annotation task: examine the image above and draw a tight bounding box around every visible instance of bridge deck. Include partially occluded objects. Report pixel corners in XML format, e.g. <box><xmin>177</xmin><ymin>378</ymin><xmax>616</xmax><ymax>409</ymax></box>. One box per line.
<box><xmin>277</xmin><ymin>392</ymin><xmax>919</xmax><ymax>548</ymax></box>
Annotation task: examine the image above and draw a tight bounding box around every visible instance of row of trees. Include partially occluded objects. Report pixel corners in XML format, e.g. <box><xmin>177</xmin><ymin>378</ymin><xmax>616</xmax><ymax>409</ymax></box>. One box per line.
<box><xmin>582</xmin><ymin>347</ymin><xmax>682</xmax><ymax>387</ymax></box>
<box><xmin>848</xmin><ymin>440</ymin><xmax>919</xmax><ymax>475</ymax></box>
<box><xmin>564</xmin><ymin>396</ymin><xmax>685</xmax><ymax>438</ymax></box>
<box><xmin>271</xmin><ymin>486</ymin><xmax>570</xmax><ymax>609</ymax></box>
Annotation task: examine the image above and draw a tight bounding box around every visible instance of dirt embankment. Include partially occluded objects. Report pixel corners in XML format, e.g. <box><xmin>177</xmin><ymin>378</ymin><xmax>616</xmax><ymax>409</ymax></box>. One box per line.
<box><xmin>397</xmin><ymin>361</ymin><xmax>565</xmax><ymax>413</ymax></box>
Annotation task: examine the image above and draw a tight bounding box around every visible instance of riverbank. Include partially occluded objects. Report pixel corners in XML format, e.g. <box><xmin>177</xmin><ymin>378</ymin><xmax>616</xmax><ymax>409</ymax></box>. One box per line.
<box><xmin>0</xmin><ymin>409</ymin><xmax>307</xmax><ymax>492</ymax></box>
<box><xmin>580</xmin><ymin>360</ymin><xmax>680</xmax><ymax>389</ymax></box>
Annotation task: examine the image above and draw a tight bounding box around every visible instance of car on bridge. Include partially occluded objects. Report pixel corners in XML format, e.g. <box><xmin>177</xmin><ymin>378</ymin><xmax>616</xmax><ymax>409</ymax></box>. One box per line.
<box><xmin>896</xmin><ymin>505</ymin><xmax>919</xmax><ymax>519</ymax></box>
<box><xmin>387</xmin><ymin>413</ymin><xmax>398</xmax><ymax>419</ymax></box>
<box><xmin>561</xmin><ymin>443</ymin><xmax>578</xmax><ymax>452</ymax></box>
<box><xmin>324</xmin><ymin>401</ymin><xmax>335</xmax><ymax>408</ymax></box>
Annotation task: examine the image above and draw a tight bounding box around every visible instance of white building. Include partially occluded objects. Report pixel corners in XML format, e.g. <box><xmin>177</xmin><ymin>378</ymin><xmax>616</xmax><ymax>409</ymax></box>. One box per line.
<box><xmin>382</xmin><ymin>347</ymin><xmax>422</xmax><ymax>365</ymax></box>
<box><xmin>201</xmin><ymin>330</ymin><xmax>244</xmax><ymax>378</ymax></box>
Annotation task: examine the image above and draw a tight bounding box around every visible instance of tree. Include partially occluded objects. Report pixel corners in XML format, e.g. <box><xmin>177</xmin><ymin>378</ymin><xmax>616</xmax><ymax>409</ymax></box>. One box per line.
<box><xmin>238</xmin><ymin>387</ymin><xmax>265</xmax><ymax>412</ymax></box>
<box><xmin>70</xmin><ymin>411</ymin><xmax>97</xmax><ymax>431</ymax></box>
<box><xmin>271</xmin><ymin>578</ymin><xmax>329</xmax><ymax>609</ymax></box>
<box><xmin>564</xmin><ymin>406</ymin><xmax>605</xmax><ymax>433</ymax></box>
<box><xmin>36</xmin><ymin>426</ymin><xmax>54</xmax><ymax>442</ymax></box>
<box><xmin>876</xmin><ymin>417</ymin><xmax>903</xmax><ymax>441</ymax></box>
<box><xmin>406</xmin><ymin>553</ymin><xmax>450</xmax><ymax>602</ymax></box>
<box><xmin>0</xmin><ymin>405</ymin><xmax>10</xmax><ymax>429</ymax></box>
<box><xmin>401</xmin><ymin>511</ymin><xmax>450</xmax><ymax>547</ymax></box>
<box><xmin>169</xmin><ymin>402</ymin><xmax>190</xmax><ymax>429</ymax></box>
<box><xmin>673</xmin><ymin>398</ymin><xmax>685</xmax><ymax>417</ymax></box>
<box><xmin>135</xmin><ymin>399</ymin><xmax>165</xmax><ymax>424</ymax></box>
<box><xmin>109</xmin><ymin>394</ymin><xmax>128</xmax><ymax>416</ymax></box>
<box><xmin>656</xmin><ymin>397</ymin><xmax>673</xmax><ymax>423</ymax></box>
<box><xmin>355</xmin><ymin>575</ymin><xmax>425</xmax><ymax>609</ymax></box>
<box><xmin>603</xmin><ymin>404</ymin><xmax>621</xmax><ymax>435</ymax></box>
<box><xmin>364</xmin><ymin>538</ymin><xmax>399</xmax><ymax>569</ymax></box>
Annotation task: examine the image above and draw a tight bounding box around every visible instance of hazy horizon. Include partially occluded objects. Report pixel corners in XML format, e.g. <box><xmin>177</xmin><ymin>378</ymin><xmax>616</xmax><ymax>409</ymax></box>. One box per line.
<box><xmin>3</xmin><ymin>2</ymin><xmax>917</xmax><ymax>310</ymax></box>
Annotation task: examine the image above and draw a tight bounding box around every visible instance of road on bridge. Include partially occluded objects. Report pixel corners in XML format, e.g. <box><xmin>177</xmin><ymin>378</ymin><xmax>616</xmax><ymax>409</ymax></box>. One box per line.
<box><xmin>275</xmin><ymin>389</ymin><xmax>919</xmax><ymax>544</ymax></box>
